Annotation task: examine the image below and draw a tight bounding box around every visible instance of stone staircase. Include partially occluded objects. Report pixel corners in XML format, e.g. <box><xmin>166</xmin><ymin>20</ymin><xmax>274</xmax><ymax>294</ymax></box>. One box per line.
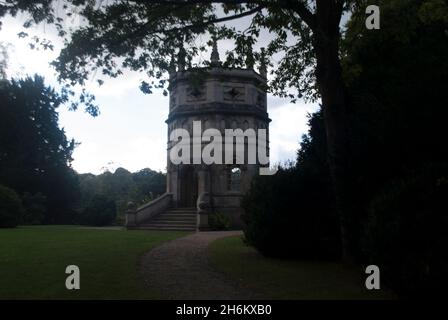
<box><xmin>135</xmin><ymin>207</ymin><xmax>197</xmax><ymax>231</ymax></box>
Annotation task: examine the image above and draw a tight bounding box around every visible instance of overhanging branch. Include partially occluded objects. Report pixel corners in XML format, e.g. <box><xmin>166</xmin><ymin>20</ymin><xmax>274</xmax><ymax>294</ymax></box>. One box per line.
<box><xmin>156</xmin><ymin>4</ymin><xmax>264</xmax><ymax>34</ymax></box>
<box><xmin>282</xmin><ymin>0</ymin><xmax>316</xmax><ymax>31</ymax></box>
<box><xmin>128</xmin><ymin>4</ymin><xmax>264</xmax><ymax>41</ymax></box>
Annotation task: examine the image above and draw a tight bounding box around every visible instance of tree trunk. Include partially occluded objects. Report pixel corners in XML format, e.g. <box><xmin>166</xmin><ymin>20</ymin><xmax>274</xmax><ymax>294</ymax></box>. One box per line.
<box><xmin>314</xmin><ymin>1</ymin><xmax>351</xmax><ymax>261</ymax></box>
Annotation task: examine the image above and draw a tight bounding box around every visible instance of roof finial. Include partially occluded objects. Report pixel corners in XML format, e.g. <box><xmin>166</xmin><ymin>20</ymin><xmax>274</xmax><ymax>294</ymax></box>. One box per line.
<box><xmin>169</xmin><ymin>53</ymin><xmax>176</xmax><ymax>71</ymax></box>
<box><xmin>210</xmin><ymin>37</ymin><xmax>221</xmax><ymax>66</ymax></box>
<box><xmin>259</xmin><ymin>47</ymin><xmax>267</xmax><ymax>78</ymax></box>
<box><xmin>178</xmin><ymin>43</ymin><xmax>186</xmax><ymax>71</ymax></box>
<box><xmin>168</xmin><ymin>53</ymin><xmax>176</xmax><ymax>79</ymax></box>
<box><xmin>246</xmin><ymin>42</ymin><xmax>254</xmax><ymax>70</ymax></box>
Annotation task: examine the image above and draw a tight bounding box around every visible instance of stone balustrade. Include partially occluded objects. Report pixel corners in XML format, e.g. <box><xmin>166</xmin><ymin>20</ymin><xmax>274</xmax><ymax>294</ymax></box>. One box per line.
<box><xmin>125</xmin><ymin>193</ymin><xmax>173</xmax><ymax>228</ymax></box>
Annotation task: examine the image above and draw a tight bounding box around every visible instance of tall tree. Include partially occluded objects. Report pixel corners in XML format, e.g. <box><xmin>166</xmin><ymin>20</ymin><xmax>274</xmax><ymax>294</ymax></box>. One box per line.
<box><xmin>0</xmin><ymin>75</ymin><xmax>80</xmax><ymax>223</ymax></box>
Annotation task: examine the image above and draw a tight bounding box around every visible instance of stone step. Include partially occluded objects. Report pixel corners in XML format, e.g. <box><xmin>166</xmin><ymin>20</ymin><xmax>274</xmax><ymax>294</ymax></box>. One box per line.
<box><xmin>141</xmin><ymin>223</ymin><xmax>196</xmax><ymax>228</ymax></box>
<box><xmin>166</xmin><ymin>208</ymin><xmax>196</xmax><ymax>213</ymax></box>
<box><xmin>163</xmin><ymin>211</ymin><xmax>196</xmax><ymax>215</ymax></box>
<box><xmin>150</xmin><ymin>219</ymin><xmax>196</xmax><ymax>225</ymax></box>
<box><xmin>133</xmin><ymin>207</ymin><xmax>197</xmax><ymax>231</ymax></box>
<box><xmin>137</xmin><ymin>224</ymin><xmax>196</xmax><ymax>231</ymax></box>
<box><xmin>154</xmin><ymin>213</ymin><xmax>196</xmax><ymax>218</ymax></box>
<box><xmin>152</xmin><ymin>219</ymin><xmax>196</xmax><ymax>225</ymax></box>
<box><xmin>156</xmin><ymin>214</ymin><xmax>196</xmax><ymax>219</ymax></box>
<box><xmin>164</xmin><ymin>211</ymin><xmax>196</xmax><ymax>215</ymax></box>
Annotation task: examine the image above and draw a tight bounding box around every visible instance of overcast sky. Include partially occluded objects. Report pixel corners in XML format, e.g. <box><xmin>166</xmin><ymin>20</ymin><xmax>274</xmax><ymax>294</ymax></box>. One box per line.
<box><xmin>1</xmin><ymin>12</ymin><xmax>318</xmax><ymax>175</ymax></box>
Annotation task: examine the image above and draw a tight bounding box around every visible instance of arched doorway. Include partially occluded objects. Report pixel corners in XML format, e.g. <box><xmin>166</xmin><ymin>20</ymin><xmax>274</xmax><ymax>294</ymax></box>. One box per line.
<box><xmin>179</xmin><ymin>166</ymin><xmax>198</xmax><ymax>207</ymax></box>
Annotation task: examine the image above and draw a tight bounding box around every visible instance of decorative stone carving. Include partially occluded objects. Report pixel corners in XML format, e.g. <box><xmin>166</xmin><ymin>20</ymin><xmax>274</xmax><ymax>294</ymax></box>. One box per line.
<box><xmin>223</xmin><ymin>86</ymin><xmax>245</xmax><ymax>101</ymax></box>
<box><xmin>186</xmin><ymin>86</ymin><xmax>206</xmax><ymax>101</ymax></box>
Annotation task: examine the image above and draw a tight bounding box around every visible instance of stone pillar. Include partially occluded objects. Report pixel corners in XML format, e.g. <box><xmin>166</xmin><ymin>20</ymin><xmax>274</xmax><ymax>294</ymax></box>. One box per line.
<box><xmin>197</xmin><ymin>167</ymin><xmax>210</xmax><ymax>230</ymax></box>
<box><xmin>171</xmin><ymin>168</ymin><xmax>179</xmax><ymax>204</ymax></box>
<box><xmin>197</xmin><ymin>192</ymin><xmax>211</xmax><ymax>231</ymax></box>
<box><xmin>125</xmin><ymin>201</ymin><xmax>137</xmax><ymax>228</ymax></box>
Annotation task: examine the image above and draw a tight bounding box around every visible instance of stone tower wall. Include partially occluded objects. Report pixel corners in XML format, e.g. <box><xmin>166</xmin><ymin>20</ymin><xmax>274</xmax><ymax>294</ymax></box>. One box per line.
<box><xmin>166</xmin><ymin>67</ymin><xmax>270</xmax><ymax>228</ymax></box>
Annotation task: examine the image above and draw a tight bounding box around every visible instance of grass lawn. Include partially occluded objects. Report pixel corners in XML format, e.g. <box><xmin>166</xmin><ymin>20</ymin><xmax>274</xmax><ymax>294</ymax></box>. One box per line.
<box><xmin>0</xmin><ymin>225</ymin><xmax>188</xmax><ymax>299</ymax></box>
<box><xmin>208</xmin><ymin>235</ymin><xmax>396</xmax><ymax>299</ymax></box>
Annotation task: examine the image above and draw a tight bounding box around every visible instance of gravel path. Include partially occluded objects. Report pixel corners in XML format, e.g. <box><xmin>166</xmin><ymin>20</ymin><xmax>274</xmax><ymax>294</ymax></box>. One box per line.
<box><xmin>139</xmin><ymin>231</ymin><xmax>261</xmax><ymax>300</ymax></box>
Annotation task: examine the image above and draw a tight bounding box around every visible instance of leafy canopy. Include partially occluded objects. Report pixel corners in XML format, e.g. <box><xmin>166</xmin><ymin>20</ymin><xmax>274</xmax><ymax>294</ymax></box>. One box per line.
<box><xmin>0</xmin><ymin>0</ymin><xmax>361</xmax><ymax>111</ymax></box>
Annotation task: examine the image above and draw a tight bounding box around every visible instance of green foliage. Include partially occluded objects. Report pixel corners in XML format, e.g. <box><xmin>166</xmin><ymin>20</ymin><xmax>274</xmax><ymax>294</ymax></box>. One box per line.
<box><xmin>242</xmin><ymin>165</ymin><xmax>340</xmax><ymax>260</ymax></box>
<box><xmin>77</xmin><ymin>167</ymin><xmax>166</xmax><ymax>224</ymax></box>
<box><xmin>341</xmin><ymin>0</ymin><xmax>448</xmax><ymax>254</ymax></box>
<box><xmin>0</xmin><ymin>42</ymin><xmax>9</xmax><ymax>79</ymax></box>
<box><xmin>0</xmin><ymin>75</ymin><xmax>80</xmax><ymax>224</ymax></box>
<box><xmin>242</xmin><ymin>112</ymin><xmax>340</xmax><ymax>260</ymax></box>
<box><xmin>0</xmin><ymin>0</ymin><xmax>338</xmax><ymax>103</ymax></box>
<box><xmin>339</xmin><ymin>1</ymin><xmax>448</xmax><ymax>295</ymax></box>
<box><xmin>0</xmin><ymin>185</ymin><xmax>24</xmax><ymax>228</ymax></box>
<box><xmin>208</xmin><ymin>212</ymin><xmax>231</xmax><ymax>231</ymax></box>
<box><xmin>21</xmin><ymin>192</ymin><xmax>46</xmax><ymax>225</ymax></box>
<box><xmin>418</xmin><ymin>0</ymin><xmax>448</xmax><ymax>24</ymax></box>
<box><xmin>131</xmin><ymin>168</ymin><xmax>166</xmax><ymax>205</ymax></box>
<box><xmin>362</xmin><ymin>163</ymin><xmax>448</xmax><ymax>297</ymax></box>
<box><xmin>80</xmin><ymin>194</ymin><xmax>116</xmax><ymax>227</ymax></box>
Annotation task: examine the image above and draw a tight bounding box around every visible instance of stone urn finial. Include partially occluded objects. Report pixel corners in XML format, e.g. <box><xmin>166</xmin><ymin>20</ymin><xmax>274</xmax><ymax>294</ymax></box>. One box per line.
<box><xmin>178</xmin><ymin>43</ymin><xmax>186</xmax><ymax>71</ymax></box>
<box><xmin>259</xmin><ymin>47</ymin><xmax>267</xmax><ymax>78</ymax></box>
<box><xmin>210</xmin><ymin>37</ymin><xmax>221</xmax><ymax>67</ymax></box>
<box><xmin>168</xmin><ymin>54</ymin><xmax>176</xmax><ymax>76</ymax></box>
<box><xmin>125</xmin><ymin>201</ymin><xmax>137</xmax><ymax>228</ymax></box>
<box><xmin>127</xmin><ymin>201</ymin><xmax>137</xmax><ymax>212</ymax></box>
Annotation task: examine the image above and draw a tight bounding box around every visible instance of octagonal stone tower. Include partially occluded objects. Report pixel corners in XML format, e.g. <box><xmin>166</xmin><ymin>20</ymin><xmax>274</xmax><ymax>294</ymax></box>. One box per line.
<box><xmin>166</xmin><ymin>42</ymin><xmax>271</xmax><ymax>229</ymax></box>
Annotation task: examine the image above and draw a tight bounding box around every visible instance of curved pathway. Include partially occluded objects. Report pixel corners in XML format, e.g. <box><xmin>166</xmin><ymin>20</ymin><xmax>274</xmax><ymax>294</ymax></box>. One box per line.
<box><xmin>139</xmin><ymin>231</ymin><xmax>261</xmax><ymax>300</ymax></box>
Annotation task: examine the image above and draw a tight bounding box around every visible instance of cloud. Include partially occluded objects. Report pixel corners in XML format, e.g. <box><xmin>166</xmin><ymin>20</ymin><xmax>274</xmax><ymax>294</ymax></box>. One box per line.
<box><xmin>267</xmin><ymin>95</ymin><xmax>292</xmax><ymax>109</ymax></box>
<box><xmin>269</xmin><ymin>102</ymin><xmax>319</xmax><ymax>165</ymax></box>
<box><xmin>83</xmin><ymin>70</ymin><xmax>149</xmax><ymax>99</ymax></box>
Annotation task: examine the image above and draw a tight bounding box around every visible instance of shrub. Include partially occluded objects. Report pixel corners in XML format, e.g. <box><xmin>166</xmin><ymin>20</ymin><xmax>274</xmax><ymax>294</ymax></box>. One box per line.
<box><xmin>209</xmin><ymin>212</ymin><xmax>231</xmax><ymax>231</ymax></box>
<box><xmin>362</xmin><ymin>163</ymin><xmax>448</xmax><ymax>297</ymax></box>
<box><xmin>0</xmin><ymin>184</ymin><xmax>24</xmax><ymax>228</ymax></box>
<box><xmin>21</xmin><ymin>192</ymin><xmax>46</xmax><ymax>225</ymax></box>
<box><xmin>80</xmin><ymin>194</ymin><xmax>117</xmax><ymax>226</ymax></box>
<box><xmin>242</xmin><ymin>166</ymin><xmax>340</xmax><ymax>260</ymax></box>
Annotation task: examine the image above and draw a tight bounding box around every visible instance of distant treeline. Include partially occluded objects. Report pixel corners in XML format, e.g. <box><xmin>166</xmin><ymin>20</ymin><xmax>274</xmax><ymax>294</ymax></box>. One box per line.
<box><xmin>0</xmin><ymin>76</ymin><xmax>165</xmax><ymax>227</ymax></box>
<box><xmin>77</xmin><ymin>168</ymin><xmax>166</xmax><ymax>225</ymax></box>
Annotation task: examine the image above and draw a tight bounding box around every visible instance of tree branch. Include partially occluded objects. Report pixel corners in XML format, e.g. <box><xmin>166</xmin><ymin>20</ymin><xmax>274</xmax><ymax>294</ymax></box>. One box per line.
<box><xmin>103</xmin><ymin>3</ymin><xmax>264</xmax><ymax>57</ymax></box>
<box><xmin>283</xmin><ymin>0</ymin><xmax>316</xmax><ymax>31</ymax></box>
<box><xmin>162</xmin><ymin>4</ymin><xmax>263</xmax><ymax>33</ymax></box>
<box><xmin>135</xmin><ymin>0</ymin><xmax>262</xmax><ymax>5</ymax></box>
<box><xmin>134</xmin><ymin>4</ymin><xmax>264</xmax><ymax>38</ymax></box>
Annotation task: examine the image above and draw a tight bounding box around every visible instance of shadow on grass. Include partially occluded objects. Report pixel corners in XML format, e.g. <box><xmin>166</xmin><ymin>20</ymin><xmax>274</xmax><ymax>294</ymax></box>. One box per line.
<box><xmin>207</xmin><ymin>235</ymin><xmax>396</xmax><ymax>300</ymax></box>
